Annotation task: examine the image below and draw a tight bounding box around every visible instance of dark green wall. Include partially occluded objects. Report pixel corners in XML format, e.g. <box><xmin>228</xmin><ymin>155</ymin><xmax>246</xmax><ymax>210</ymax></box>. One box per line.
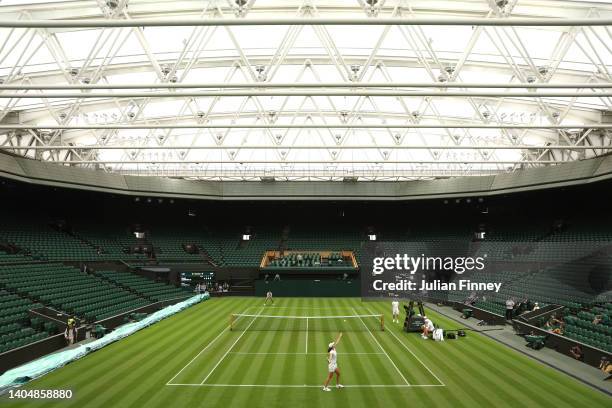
<box><xmin>255</xmin><ymin>279</ymin><xmax>360</xmax><ymax>297</ymax></box>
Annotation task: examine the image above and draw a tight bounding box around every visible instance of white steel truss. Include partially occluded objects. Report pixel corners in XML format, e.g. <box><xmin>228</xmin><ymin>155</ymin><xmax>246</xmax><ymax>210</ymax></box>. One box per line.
<box><xmin>0</xmin><ymin>0</ymin><xmax>611</xmax><ymax>181</ymax></box>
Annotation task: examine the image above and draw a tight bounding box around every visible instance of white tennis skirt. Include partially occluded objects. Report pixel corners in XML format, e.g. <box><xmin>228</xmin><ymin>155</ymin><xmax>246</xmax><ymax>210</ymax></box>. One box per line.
<box><xmin>328</xmin><ymin>363</ymin><xmax>337</xmax><ymax>373</ymax></box>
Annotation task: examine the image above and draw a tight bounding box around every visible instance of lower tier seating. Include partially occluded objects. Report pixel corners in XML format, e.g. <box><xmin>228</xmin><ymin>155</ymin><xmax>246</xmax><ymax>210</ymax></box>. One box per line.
<box><xmin>0</xmin><ymin>290</ymin><xmax>48</xmax><ymax>354</ymax></box>
<box><xmin>94</xmin><ymin>270</ymin><xmax>189</xmax><ymax>302</ymax></box>
<box><xmin>563</xmin><ymin>305</ymin><xmax>612</xmax><ymax>352</ymax></box>
<box><xmin>0</xmin><ymin>264</ymin><xmax>151</xmax><ymax>322</ymax></box>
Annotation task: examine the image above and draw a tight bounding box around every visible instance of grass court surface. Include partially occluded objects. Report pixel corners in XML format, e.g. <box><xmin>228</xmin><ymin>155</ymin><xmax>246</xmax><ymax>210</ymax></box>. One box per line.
<box><xmin>3</xmin><ymin>297</ymin><xmax>610</xmax><ymax>408</ymax></box>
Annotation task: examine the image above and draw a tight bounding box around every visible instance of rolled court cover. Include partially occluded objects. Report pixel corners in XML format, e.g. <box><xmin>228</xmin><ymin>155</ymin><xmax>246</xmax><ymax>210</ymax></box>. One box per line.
<box><xmin>0</xmin><ymin>294</ymin><xmax>209</xmax><ymax>393</ymax></box>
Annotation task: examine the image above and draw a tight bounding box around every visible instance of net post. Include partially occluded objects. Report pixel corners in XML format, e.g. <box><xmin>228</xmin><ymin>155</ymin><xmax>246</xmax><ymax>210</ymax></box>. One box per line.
<box><xmin>381</xmin><ymin>314</ymin><xmax>385</xmax><ymax>331</ymax></box>
<box><xmin>230</xmin><ymin>314</ymin><xmax>234</xmax><ymax>331</ymax></box>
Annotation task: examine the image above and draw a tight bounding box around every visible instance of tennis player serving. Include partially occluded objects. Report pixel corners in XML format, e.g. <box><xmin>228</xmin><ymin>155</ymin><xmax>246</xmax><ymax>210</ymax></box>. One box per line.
<box><xmin>322</xmin><ymin>332</ymin><xmax>343</xmax><ymax>391</ymax></box>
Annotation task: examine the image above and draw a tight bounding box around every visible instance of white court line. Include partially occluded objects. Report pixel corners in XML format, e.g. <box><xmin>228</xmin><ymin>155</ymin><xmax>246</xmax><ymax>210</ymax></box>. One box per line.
<box><xmin>305</xmin><ymin>317</ymin><xmax>309</xmax><ymax>354</ymax></box>
<box><xmin>228</xmin><ymin>352</ymin><xmax>385</xmax><ymax>355</ymax></box>
<box><xmin>199</xmin><ymin>307</ymin><xmax>264</xmax><ymax>385</ymax></box>
<box><xmin>364</xmin><ymin>305</ymin><xmax>445</xmax><ymax>386</ymax></box>
<box><xmin>167</xmin><ymin>384</ymin><xmax>444</xmax><ymax>388</ymax></box>
<box><xmin>352</xmin><ymin>307</ymin><xmax>410</xmax><ymax>386</ymax></box>
<box><xmin>166</xmin><ymin>308</ymin><xmax>249</xmax><ymax>385</ymax></box>
<box><xmin>246</xmin><ymin>306</ymin><xmax>367</xmax><ymax>310</ymax></box>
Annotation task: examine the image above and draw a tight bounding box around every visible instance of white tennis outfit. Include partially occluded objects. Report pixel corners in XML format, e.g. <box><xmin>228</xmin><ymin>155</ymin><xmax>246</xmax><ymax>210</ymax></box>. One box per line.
<box><xmin>424</xmin><ymin>318</ymin><xmax>435</xmax><ymax>331</ymax></box>
<box><xmin>392</xmin><ymin>300</ymin><xmax>400</xmax><ymax>315</ymax></box>
<box><xmin>328</xmin><ymin>349</ymin><xmax>338</xmax><ymax>372</ymax></box>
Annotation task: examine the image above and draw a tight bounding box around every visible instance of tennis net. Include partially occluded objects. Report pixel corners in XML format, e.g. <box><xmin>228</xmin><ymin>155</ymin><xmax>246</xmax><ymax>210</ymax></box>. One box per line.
<box><xmin>229</xmin><ymin>313</ymin><xmax>384</xmax><ymax>332</ymax></box>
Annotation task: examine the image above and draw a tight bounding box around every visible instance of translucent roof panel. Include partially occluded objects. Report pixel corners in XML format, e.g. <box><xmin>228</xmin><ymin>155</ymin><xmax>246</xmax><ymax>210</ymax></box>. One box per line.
<box><xmin>0</xmin><ymin>0</ymin><xmax>610</xmax><ymax>181</ymax></box>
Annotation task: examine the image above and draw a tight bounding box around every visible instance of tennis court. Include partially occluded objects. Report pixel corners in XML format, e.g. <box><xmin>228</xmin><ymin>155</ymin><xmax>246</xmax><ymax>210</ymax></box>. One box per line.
<box><xmin>167</xmin><ymin>305</ymin><xmax>442</xmax><ymax>388</ymax></box>
<box><xmin>5</xmin><ymin>297</ymin><xmax>609</xmax><ymax>408</ymax></box>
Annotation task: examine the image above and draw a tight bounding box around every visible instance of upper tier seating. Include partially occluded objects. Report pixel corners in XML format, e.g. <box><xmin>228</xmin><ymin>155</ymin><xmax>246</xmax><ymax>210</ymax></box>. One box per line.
<box><xmin>0</xmin><ymin>249</ymin><xmax>32</xmax><ymax>264</ymax></box>
<box><xmin>0</xmin><ymin>220</ymin><xmax>101</xmax><ymax>261</ymax></box>
<box><xmin>219</xmin><ymin>228</ymin><xmax>280</xmax><ymax>267</ymax></box>
<box><xmin>74</xmin><ymin>224</ymin><xmax>149</xmax><ymax>262</ymax></box>
<box><xmin>286</xmin><ymin>227</ymin><xmax>363</xmax><ymax>264</ymax></box>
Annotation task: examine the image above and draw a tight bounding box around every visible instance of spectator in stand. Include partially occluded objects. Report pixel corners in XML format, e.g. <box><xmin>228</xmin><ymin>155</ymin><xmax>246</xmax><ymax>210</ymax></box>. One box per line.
<box><xmin>64</xmin><ymin>319</ymin><xmax>77</xmax><ymax>346</ymax></box>
<box><xmin>532</xmin><ymin>302</ymin><xmax>540</xmax><ymax>311</ymax></box>
<box><xmin>465</xmin><ymin>292</ymin><xmax>478</xmax><ymax>306</ymax></box>
<box><xmin>593</xmin><ymin>315</ymin><xmax>603</xmax><ymax>325</ymax></box>
<box><xmin>544</xmin><ymin>315</ymin><xmax>564</xmax><ymax>334</ymax></box>
<box><xmin>195</xmin><ymin>283</ymin><xmax>201</xmax><ymax>294</ymax></box>
<box><xmin>569</xmin><ymin>344</ymin><xmax>583</xmax><ymax>361</ymax></box>
<box><xmin>505</xmin><ymin>298</ymin><xmax>515</xmax><ymax>321</ymax></box>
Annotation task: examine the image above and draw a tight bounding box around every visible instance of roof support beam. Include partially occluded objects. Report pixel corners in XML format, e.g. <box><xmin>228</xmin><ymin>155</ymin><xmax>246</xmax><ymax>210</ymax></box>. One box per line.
<box><xmin>2</xmin><ymin>124</ymin><xmax>609</xmax><ymax>130</ymax></box>
<box><xmin>2</xmin><ymin>91</ymin><xmax>610</xmax><ymax>98</ymax></box>
<box><xmin>1</xmin><ymin>17</ymin><xmax>610</xmax><ymax>28</ymax></box>
<box><xmin>3</xmin><ymin>82</ymin><xmax>611</xmax><ymax>90</ymax></box>
<box><xmin>46</xmin><ymin>159</ymin><xmax>570</xmax><ymax>164</ymax></box>
<box><xmin>1</xmin><ymin>145</ymin><xmax>606</xmax><ymax>151</ymax></box>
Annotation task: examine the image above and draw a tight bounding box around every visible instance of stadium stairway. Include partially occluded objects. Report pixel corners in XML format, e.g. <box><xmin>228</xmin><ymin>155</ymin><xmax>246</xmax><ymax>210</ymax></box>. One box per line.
<box><xmin>198</xmin><ymin>248</ymin><xmax>218</xmax><ymax>267</ymax></box>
